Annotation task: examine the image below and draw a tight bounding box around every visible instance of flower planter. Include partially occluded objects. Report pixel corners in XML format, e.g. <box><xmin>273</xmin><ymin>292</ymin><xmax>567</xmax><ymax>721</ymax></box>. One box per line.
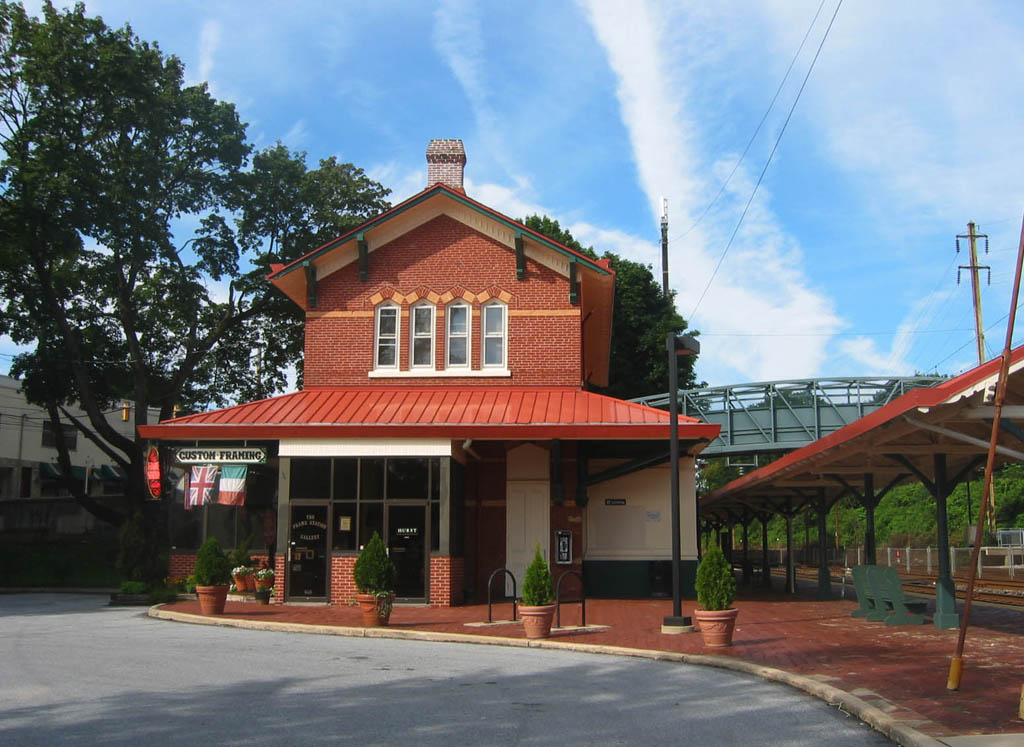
<box><xmin>255</xmin><ymin>576</ymin><xmax>274</xmax><ymax>590</ymax></box>
<box><xmin>356</xmin><ymin>592</ymin><xmax>393</xmax><ymax>627</ymax></box>
<box><xmin>196</xmin><ymin>585</ymin><xmax>229</xmax><ymax>615</ymax></box>
<box><xmin>520</xmin><ymin>604</ymin><xmax>557</xmax><ymax>639</ymax></box>
<box><xmin>254</xmin><ymin>589</ymin><xmax>272</xmax><ymax>605</ymax></box>
<box><xmin>693</xmin><ymin>608</ymin><xmax>739</xmax><ymax>647</ymax></box>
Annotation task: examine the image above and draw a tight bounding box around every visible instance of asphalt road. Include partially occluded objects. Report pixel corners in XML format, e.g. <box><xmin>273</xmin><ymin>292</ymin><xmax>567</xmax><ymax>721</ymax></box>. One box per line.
<box><xmin>0</xmin><ymin>594</ymin><xmax>891</xmax><ymax>745</ymax></box>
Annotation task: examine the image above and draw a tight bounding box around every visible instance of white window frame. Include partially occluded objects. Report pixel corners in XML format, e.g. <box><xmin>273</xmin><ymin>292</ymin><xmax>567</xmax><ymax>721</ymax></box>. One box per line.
<box><xmin>446</xmin><ymin>301</ymin><xmax>471</xmax><ymax>369</ymax></box>
<box><xmin>481</xmin><ymin>301</ymin><xmax>507</xmax><ymax>369</ymax></box>
<box><xmin>374</xmin><ymin>302</ymin><xmax>400</xmax><ymax>370</ymax></box>
<box><xmin>409</xmin><ymin>302</ymin><xmax>435</xmax><ymax>369</ymax></box>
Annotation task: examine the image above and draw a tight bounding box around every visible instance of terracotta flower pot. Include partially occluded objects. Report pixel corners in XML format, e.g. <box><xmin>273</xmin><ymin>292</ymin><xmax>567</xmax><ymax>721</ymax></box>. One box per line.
<box><xmin>693</xmin><ymin>608</ymin><xmax>739</xmax><ymax>647</ymax></box>
<box><xmin>356</xmin><ymin>592</ymin><xmax>393</xmax><ymax>627</ymax></box>
<box><xmin>255</xmin><ymin>576</ymin><xmax>274</xmax><ymax>590</ymax></box>
<box><xmin>196</xmin><ymin>585</ymin><xmax>229</xmax><ymax>615</ymax></box>
<box><xmin>520</xmin><ymin>604</ymin><xmax>557</xmax><ymax>639</ymax></box>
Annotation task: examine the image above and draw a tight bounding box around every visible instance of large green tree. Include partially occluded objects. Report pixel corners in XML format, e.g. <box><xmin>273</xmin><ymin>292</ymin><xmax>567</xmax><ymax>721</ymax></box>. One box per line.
<box><xmin>523</xmin><ymin>214</ymin><xmax>698</xmax><ymax>399</ymax></box>
<box><xmin>0</xmin><ymin>2</ymin><xmax>389</xmax><ymax>531</ymax></box>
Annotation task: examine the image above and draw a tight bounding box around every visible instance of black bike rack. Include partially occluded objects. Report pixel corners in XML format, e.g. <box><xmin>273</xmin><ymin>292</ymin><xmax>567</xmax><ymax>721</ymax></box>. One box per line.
<box><xmin>486</xmin><ymin>568</ymin><xmax>518</xmax><ymax>623</ymax></box>
<box><xmin>555</xmin><ymin>570</ymin><xmax>585</xmax><ymax>628</ymax></box>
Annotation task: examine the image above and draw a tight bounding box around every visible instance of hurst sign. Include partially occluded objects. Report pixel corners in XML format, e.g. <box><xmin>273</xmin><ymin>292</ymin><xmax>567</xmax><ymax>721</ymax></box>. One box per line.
<box><xmin>175</xmin><ymin>447</ymin><xmax>267</xmax><ymax>465</ymax></box>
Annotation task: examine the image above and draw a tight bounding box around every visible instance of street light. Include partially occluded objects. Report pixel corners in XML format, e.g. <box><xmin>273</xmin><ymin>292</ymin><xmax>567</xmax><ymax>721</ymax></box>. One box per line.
<box><xmin>663</xmin><ymin>332</ymin><xmax>700</xmax><ymax>632</ymax></box>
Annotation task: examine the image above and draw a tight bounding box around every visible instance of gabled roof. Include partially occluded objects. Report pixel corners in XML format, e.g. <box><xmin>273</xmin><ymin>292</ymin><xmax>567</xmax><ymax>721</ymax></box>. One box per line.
<box><xmin>138</xmin><ymin>386</ymin><xmax>720</xmax><ymax>448</ymax></box>
<box><xmin>267</xmin><ymin>182</ymin><xmax>613</xmax><ymax>284</ymax></box>
<box><xmin>265</xmin><ymin>181</ymin><xmax>617</xmax><ymax>388</ymax></box>
<box><xmin>701</xmin><ymin>346</ymin><xmax>1024</xmax><ymax>516</ymax></box>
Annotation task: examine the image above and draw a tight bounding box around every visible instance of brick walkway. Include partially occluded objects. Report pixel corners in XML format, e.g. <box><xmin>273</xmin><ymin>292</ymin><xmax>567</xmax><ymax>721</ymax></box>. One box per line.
<box><xmin>162</xmin><ymin>584</ymin><xmax>1024</xmax><ymax>740</ymax></box>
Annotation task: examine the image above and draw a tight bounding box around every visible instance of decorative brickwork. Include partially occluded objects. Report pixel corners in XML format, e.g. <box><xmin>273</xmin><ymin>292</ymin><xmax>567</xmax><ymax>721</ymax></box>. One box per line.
<box><xmin>429</xmin><ymin>555</ymin><xmax>464</xmax><ymax>606</ymax></box>
<box><xmin>304</xmin><ymin>215</ymin><xmax>581</xmax><ymax>387</ymax></box>
<box><xmin>329</xmin><ymin>555</ymin><xmax>358</xmax><ymax>605</ymax></box>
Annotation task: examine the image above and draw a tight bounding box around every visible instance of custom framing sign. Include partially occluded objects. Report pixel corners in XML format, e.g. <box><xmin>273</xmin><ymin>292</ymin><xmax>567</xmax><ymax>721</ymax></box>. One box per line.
<box><xmin>174</xmin><ymin>446</ymin><xmax>267</xmax><ymax>465</ymax></box>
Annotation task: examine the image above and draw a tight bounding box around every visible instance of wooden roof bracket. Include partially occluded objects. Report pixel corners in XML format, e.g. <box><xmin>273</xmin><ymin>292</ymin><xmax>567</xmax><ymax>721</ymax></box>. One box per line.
<box><xmin>569</xmin><ymin>259</ymin><xmax>578</xmax><ymax>305</ymax></box>
<box><xmin>303</xmin><ymin>261</ymin><xmax>317</xmax><ymax>308</ymax></box>
<box><xmin>515</xmin><ymin>231</ymin><xmax>525</xmax><ymax>280</ymax></box>
<box><xmin>357</xmin><ymin>233</ymin><xmax>368</xmax><ymax>282</ymax></box>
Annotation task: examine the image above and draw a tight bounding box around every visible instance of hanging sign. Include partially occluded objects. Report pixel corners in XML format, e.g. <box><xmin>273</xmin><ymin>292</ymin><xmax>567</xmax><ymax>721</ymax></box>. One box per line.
<box><xmin>145</xmin><ymin>446</ymin><xmax>161</xmax><ymax>500</ymax></box>
<box><xmin>175</xmin><ymin>447</ymin><xmax>266</xmax><ymax>464</ymax></box>
<box><xmin>604</xmin><ymin>498</ymin><xmax>627</xmax><ymax>506</ymax></box>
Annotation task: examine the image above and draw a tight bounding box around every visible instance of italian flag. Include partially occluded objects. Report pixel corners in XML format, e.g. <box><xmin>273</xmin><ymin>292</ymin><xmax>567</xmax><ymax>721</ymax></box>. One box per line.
<box><xmin>218</xmin><ymin>465</ymin><xmax>247</xmax><ymax>506</ymax></box>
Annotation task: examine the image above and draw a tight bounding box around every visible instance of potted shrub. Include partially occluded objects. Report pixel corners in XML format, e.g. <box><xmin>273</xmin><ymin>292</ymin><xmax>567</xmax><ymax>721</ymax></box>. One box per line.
<box><xmin>693</xmin><ymin>543</ymin><xmax>739</xmax><ymax>647</ymax></box>
<box><xmin>232</xmin><ymin>565</ymin><xmax>255</xmax><ymax>592</ymax></box>
<box><xmin>353</xmin><ymin>531</ymin><xmax>397</xmax><ymax>626</ymax></box>
<box><xmin>194</xmin><ymin>537</ymin><xmax>233</xmax><ymax>615</ymax></box>
<box><xmin>519</xmin><ymin>544</ymin><xmax>556</xmax><ymax>639</ymax></box>
<box><xmin>254</xmin><ymin>567</ymin><xmax>275</xmax><ymax>590</ymax></box>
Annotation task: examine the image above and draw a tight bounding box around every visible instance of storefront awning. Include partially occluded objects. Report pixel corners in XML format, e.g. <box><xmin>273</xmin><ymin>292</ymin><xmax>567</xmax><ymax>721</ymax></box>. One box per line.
<box><xmin>40</xmin><ymin>463</ymin><xmax>87</xmax><ymax>480</ymax></box>
<box><xmin>138</xmin><ymin>386</ymin><xmax>721</xmax><ymax>450</ymax></box>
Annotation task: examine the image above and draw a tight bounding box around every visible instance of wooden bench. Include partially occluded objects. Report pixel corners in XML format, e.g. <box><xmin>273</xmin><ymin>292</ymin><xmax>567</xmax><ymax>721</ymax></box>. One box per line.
<box><xmin>877</xmin><ymin>565</ymin><xmax>928</xmax><ymax>626</ymax></box>
<box><xmin>850</xmin><ymin>565</ymin><xmax>879</xmax><ymax>618</ymax></box>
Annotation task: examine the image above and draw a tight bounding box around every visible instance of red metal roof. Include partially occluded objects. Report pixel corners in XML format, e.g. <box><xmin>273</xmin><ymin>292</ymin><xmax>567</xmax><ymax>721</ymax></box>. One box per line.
<box><xmin>138</xmin><ymin>386</ymin><xmax>720</xmax><ymax>444</ymax></box>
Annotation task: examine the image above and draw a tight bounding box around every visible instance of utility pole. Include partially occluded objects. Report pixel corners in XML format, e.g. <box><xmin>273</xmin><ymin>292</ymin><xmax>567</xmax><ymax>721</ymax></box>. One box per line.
<box><xmin>956</xmin><ymin>221</ymin><xmax>990</xmax><ymax>366</ymax></box>
<box><xmin>956</xmin><ymin>222</ymin><xmax>995</xmax><ymax>531</ymax></box>
<box><xmin>661</xmin><ymin>197</ymin><xmax>669</xmax><ymax>296</ymax></box>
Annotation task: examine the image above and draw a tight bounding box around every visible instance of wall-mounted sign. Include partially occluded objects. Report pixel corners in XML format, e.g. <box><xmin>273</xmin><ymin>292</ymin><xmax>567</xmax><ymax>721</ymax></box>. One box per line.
<box><xmin>396</xmin><ymin>527</ymin><xmax>419</xmax><ymax>536</ymax></box>
<box><xmin>646</xmin><ymin>510</ymin><xmax>661</xmax><ymax>522</ymax></box>
<box><xmin>175</xmin><ymin>447</ymin><xmax>266</xmax><ymax>464</ymax></box>
<box><xmin>604</xmin><ymin>498</ymin><xmax>627</xmax><ymax>506</ymax></box>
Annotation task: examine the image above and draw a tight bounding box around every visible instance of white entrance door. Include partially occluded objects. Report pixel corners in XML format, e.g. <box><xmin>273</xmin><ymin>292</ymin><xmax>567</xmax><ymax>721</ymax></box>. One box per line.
<box><xmin>506</xmin><ymin>480</ymin><xmax>550</xmax><ymax>597</ymax></box>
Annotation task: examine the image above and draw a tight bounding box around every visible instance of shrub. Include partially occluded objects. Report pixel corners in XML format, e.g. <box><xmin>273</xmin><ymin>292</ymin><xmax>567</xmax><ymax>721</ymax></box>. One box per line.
<box><xmin>116</xmin><ymin>511</ymin><xmax>165</xmax><ymax>584</ymax></box>
<box><xmin>193</xmin><ymin>537</ymin><xmax>232</xmax><ymax>587</ymax></box>
<box><xmin>120</xmin><ymin>580</ymin><xmax>148</xmax><ymax>595</ymax></box>
<box><xmin>695</xmin><ymin>544</ymin><xmax>736</xmax><ymax>611</ymax></box>
<box><xmin>521</xmin><ymin>544</ymin><xmax>554</xmax><ymax>606</ymax></box>
<box><xmin>353</xmin><ymin>532</ymin><xmax>396</xmax><ymax>594</ymax></box>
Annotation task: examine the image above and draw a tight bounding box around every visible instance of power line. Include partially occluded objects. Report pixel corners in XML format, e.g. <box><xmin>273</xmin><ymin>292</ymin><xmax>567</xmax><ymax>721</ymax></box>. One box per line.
<box><xmin>671</xmin><ymin>0</ymin><xmax>828</xmax><ymax>244</ymax></box>
<box><xmin>688</xmin><ymin>0</ymin><xmax>843</xmax><ymax>320</ymax></box>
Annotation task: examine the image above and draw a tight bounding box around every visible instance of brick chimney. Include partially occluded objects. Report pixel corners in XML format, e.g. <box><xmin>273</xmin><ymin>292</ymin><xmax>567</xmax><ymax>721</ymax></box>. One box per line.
<box><xmin>426</xmin><ymin>139</ymin><xmax>466</xmax><ymax>193</ymax></box>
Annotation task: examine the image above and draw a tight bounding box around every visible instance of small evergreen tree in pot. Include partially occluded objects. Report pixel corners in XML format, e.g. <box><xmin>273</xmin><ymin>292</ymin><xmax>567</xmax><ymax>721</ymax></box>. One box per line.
<box><xmin>693</xmin><ymin>543</ymin><xmax>739</xmax><ymax>646</ymax></box>
<box><xmin>520</xmin><ymin>544</ymin><xmax>556</xmax><ymax>639</ymax></box>
<box><xmin>193</xmin><ymin>537</ymin><xmax>233</xmax><ymax>615</ymax></box>
<box><xmin>353</xmin><ymin>531</ymin><xmax>397</xmax><ymax>625</ymax></box>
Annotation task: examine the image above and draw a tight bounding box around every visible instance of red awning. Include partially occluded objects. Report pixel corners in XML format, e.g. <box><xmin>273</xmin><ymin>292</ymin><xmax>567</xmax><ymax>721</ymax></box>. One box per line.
<box><xmin>138</xmin><ymin>386</ymin><xmax>720</xmax><ymax>445</ymax></box>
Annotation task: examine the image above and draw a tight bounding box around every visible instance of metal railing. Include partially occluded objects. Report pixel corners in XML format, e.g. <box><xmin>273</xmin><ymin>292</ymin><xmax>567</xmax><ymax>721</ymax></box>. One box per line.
<box><xmin>555</xmin><ymin>570</ymin><xmax>585</xmax><ymax>628</ymax></box>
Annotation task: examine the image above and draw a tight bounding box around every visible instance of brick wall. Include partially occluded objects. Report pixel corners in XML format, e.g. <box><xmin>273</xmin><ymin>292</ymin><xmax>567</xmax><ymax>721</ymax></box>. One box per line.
<box><xmin>304</xmin><ymin>214</ymin><xmax>581</xmax><ymax>387</ymax></box>
<box><xmin>329</xmin><ymin>555</ymin><xmax>358</xmax><ymax>605</ymax></box>
<box><xmin>169</xmin><ymin>553</ymin><xmax>195</xmax><ymax>577</ymax></box>
<box><xmin>429</xmin><ymin>555</ymin><xmax>464</xmax><ymax>606</ymax></box>
<box><xmin>274</xmin><ymin>554</ymin><xmax>285</xmax><ymax>603</ymax></box>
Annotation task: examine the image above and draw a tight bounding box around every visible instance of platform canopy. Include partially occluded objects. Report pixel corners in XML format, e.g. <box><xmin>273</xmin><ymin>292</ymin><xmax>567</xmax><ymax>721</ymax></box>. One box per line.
<box><xmin>701</xmin><ymin>346</ymin><xmax>1024</xmax><ymax>520</ymax></box>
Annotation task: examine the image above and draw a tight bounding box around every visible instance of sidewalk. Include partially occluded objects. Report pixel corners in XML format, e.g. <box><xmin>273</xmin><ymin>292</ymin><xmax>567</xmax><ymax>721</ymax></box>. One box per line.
<box><xmin>156</xmin><ymin>584</ymin><xmax>1024</xmax><ymax>744</ymax></box>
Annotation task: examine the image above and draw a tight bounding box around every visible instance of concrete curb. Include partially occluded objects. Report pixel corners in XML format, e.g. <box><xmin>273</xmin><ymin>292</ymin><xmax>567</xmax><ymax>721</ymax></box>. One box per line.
<box><xmin>149</xmin><ymin>605</ymin><xmax>943</xmax><ymax>747</ymax></box>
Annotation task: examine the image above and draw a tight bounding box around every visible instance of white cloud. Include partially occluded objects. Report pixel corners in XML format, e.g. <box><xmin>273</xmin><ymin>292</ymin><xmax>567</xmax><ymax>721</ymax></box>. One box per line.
<box><xmin>283</xmin><ymin>118</ymin><xmax>309</xmax><ymax>147</ymax></box>
<box><xmin>579</xmin><ymin>0</ymin><xmax>843</xmax><ymax>384</ymax></box>
<box><xmin>196</xmin><ymin>19</ymin><xmax>221</xmax><ymax>91</ymax></box>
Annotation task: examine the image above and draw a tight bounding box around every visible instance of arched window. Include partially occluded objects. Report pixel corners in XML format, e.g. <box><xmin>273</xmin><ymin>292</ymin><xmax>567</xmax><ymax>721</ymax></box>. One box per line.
<box><xmin>374</xmin><ymin>302</ymin><xmax>399</xmax><ymax>369</ymax></box>
<box><xmin>410</xmin><ymin>302</ymin><xmax>435</xmax><ymax>369</ymax></box>
<box><xmin>482</xmin><ymin>301</ymin><xmax>507</xmax><ymax>368</ymax></box>
<box><xmin>446</xmin><ymin>301</ymin><xmax>470</xmax><ymax>368</ymax></box>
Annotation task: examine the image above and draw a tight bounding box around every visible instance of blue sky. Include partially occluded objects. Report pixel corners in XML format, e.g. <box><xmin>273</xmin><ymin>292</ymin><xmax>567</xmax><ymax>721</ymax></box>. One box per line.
<box><xmin>6</xmin><ymin>0</ymin><xmax>1024</xmax><ymax>390</ymax></box>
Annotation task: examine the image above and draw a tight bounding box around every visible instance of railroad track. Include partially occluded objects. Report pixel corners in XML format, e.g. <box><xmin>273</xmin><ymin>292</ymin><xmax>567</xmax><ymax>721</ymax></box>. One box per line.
<box><xmin>769</xmin><ymin>565</ymin><xmax>1024</xmax><ymax>608</ymax></box>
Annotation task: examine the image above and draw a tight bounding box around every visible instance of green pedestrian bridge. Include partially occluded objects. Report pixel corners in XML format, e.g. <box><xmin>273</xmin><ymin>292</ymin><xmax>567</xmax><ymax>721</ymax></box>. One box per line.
<box><xmin>632</xmin><ymin>376</ymin><xmax>946</xmax><ymax>458</ymax></box>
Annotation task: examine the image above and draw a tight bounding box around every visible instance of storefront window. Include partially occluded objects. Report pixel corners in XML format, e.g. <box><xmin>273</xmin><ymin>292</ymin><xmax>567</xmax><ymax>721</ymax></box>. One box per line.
<box><xmin>359</xmin><ymin>502</ymin><xmax>383</xmax><ymax>548</ymax></box>
<box><xmin>360</xmin><ymin>458</ymin><xmax>385</xmax><ymax>500</ymax></box>
<box><xmin>387</xmin><ymin>458</ymin><xmax>429</xmax><ymax>499</ymax></box>
<box><xmin>332</xmin><ymin>501</ymin><xmax>356</xmax><ymax>551</ymax></box>
<box><xmin>332</xmin><ymin>458</ymin><xmax>358</xmax><ymax>500</ymax></box>
<box><xmin>291</xmin><ymin>458</ymin><xmax>330</xmax><ymax>499</ymax></box>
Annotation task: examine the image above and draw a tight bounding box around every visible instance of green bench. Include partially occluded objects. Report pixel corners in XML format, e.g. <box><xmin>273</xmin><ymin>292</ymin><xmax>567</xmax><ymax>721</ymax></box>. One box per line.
<box><xmin>850</xmin><ymin>565</ymin><xmax>928</xmax><ymax>625</ymax></box>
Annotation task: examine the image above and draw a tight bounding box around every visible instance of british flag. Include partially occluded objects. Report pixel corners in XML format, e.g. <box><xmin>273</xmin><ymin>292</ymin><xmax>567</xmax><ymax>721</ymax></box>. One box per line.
<box><xmin>186</xmin><ymin>465</ymin><xmax>219</xmax><ymax>510</ymax></box>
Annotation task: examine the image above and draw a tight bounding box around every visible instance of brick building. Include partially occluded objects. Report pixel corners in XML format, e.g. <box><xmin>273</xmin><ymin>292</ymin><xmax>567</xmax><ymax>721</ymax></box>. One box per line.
<box><xmin>140</xmin><ymin>140</ymin><xmax>719</xmax><ymax>605</ymax></box>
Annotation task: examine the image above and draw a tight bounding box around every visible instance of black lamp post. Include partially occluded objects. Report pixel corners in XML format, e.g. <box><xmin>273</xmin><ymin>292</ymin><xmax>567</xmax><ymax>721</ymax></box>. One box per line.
<box><xmin>663</xmin><ymin>332</ymin><xmax>700</xmax><ymax>631</ymax></box>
